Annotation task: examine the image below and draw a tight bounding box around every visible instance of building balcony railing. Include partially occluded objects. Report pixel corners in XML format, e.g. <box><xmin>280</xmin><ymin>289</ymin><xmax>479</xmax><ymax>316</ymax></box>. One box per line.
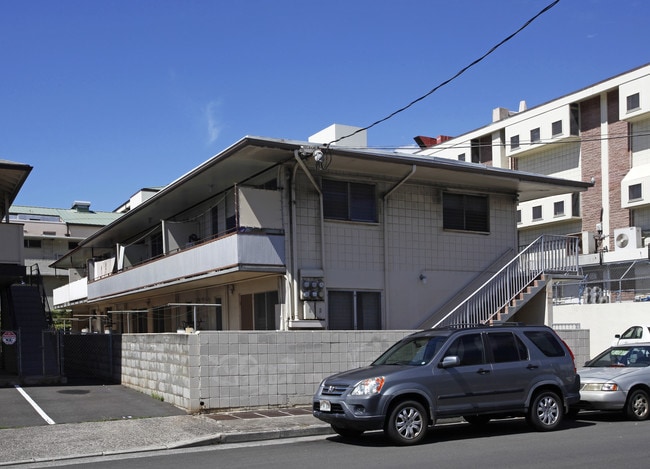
<box><xmin>53</xmin><ymin>277</ymin><xmax>88</xmax><ymax>308</ymax></box>
<box><xmin>86</xmin><ymin>232</ymin><xmax>285</xmax><ymax>302</ymax></box>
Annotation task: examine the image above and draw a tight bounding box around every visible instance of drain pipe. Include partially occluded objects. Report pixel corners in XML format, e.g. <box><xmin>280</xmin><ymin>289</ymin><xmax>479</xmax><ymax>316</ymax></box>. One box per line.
<box><xmin>382</xmin><ymin>165</ymin><xmax>417</xmax><ymax>327</ymax></box>
<box><xmin>292</xmin><ymin>150</ymin><xmax>326</xmax><ymax>322</ymax></box>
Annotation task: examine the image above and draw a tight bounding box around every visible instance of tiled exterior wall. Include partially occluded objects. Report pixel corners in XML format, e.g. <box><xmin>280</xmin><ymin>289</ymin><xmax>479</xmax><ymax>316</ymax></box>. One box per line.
<box><xmin>516</xmin><ymin>142</ymin><xmax>581</xmax><ymax>178</ymax></box>
<box><xmin>118</xmin><ymin>329</ymin><xmax>588</xmax><ymax>412</ymax></box>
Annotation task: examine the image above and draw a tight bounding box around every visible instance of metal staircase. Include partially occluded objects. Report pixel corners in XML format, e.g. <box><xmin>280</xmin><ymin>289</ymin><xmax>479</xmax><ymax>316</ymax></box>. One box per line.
<box><xmin>431</xmin><ymin>235</ymin><xmax>581</xmax><ymax>327</ymax></box>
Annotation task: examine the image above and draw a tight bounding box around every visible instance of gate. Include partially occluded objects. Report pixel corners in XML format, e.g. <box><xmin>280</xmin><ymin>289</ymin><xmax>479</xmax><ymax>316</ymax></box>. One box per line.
<box><xmin>61</xmin><ymin>333</ymin><xmax>118</xmax><ymax>383</ymax></box>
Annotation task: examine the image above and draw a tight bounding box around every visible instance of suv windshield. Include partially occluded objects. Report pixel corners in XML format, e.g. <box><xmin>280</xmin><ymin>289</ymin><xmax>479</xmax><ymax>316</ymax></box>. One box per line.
<box><xmin>372</xmin><ymin>335</ymin><xmax>449</xmax><ymax>366</ymax></box>
<box><xmin>586</xmin><ymin>345</ymin><xmax>650</xmax><ymax>368</ymax></box>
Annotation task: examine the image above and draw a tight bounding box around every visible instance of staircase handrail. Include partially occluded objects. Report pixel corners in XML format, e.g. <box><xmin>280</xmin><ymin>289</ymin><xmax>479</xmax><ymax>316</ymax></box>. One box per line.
<box><xmin>28</xmin><ymin>264</ymin><xmax>53</xmax><ymax>326</ymax></box>
<box><xmin>432</xmin><ymin>235</ymin><xmax>579</xmax><ymax>328</ymax></box>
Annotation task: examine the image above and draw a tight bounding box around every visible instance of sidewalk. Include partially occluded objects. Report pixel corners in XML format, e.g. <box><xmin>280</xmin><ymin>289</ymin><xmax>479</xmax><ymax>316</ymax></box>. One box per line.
<box><xmin>0</xmin><ymin>407</ymin><xmax>333</xmax><ymax>466</ymax></box>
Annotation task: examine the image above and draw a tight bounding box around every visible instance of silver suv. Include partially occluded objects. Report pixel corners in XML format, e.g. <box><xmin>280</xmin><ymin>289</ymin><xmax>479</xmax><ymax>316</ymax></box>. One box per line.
<box><xmin>313</xmin><ymin>324</ymin><xmax>580</xmax><ymax>445</ymax></box>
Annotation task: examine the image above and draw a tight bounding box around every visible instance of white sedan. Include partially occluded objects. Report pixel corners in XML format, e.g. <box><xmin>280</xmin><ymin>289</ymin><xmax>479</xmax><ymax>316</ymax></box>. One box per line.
<box><xmin>576</xmin><ymin>343</ymin><xmax>650</xmax><ymax>420</ymax></box>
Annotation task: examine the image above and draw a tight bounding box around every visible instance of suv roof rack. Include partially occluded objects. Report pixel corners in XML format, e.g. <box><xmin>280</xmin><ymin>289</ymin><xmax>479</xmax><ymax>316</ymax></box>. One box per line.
<box><xmin>434</xmin><ymin>322</ymin><xmax>526</xmax><ymax>330</ymax></box>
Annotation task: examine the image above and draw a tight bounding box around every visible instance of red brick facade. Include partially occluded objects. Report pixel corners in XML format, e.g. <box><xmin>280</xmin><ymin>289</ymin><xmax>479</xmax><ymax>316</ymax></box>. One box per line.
<box><xmin>580</xmin><ymin>96</ymin><xmax>604</xmax><ymax>239</ymax></box>
<box><xmin>579</xmin><ymin>91</ymin><xmax>631</xmax><ymax>251</ymax></box>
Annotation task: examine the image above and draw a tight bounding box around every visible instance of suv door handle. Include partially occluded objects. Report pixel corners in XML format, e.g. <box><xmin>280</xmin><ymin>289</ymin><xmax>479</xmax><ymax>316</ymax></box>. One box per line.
<box><xmin>527</xmin><ymin>364</ymin><xmax>539</xmax><ymax>370</ymax></box>
<box><xmin>477</xmin><ymin>368</ymin><xmax>491</xmax><ymax>374</ymax></box>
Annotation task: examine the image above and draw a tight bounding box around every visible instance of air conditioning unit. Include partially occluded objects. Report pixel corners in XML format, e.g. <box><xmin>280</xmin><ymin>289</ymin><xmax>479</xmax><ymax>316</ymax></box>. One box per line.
<box><xmin>614</xmin><ymin>227</ymin><xmax>642</xmax><ymax>250</ymax></box>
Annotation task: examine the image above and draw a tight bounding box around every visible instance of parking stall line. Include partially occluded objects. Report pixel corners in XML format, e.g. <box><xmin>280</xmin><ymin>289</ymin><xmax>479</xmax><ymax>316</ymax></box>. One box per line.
<box><xmin>14</xmin><ymin>385</ymin><xmax>56</xmax><ymax>425</ymax></box>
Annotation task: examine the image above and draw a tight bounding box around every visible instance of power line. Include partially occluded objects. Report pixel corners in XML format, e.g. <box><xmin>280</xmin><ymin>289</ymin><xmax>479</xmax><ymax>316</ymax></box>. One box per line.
<box><xmin>326</xmin><ymin>0</ymin><xmax>562</xmax><ymax>147</ymax></box>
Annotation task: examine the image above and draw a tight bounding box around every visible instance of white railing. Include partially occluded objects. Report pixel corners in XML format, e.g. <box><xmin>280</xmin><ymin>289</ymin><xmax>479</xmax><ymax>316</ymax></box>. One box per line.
<box><xmin>433</xmin><ymin>235</ymin><xmax>580</xmax><ymax>327</ymax></box>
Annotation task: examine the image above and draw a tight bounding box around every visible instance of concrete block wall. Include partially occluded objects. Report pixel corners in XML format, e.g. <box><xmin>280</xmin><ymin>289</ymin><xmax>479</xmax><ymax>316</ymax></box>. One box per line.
<box><xmin>555</xmin><ymin>328</ymin><xmax>590</xmax><ymax>369</ymax></box>
<box><xmin>119</xmin><ymin>330</ymin><xmax>412</xmax><ymax>412</ymax></box>
<box><xmin>119</xmin><ymin>333</ymin><xmax>199</xmax><ymax>409</ymax></box>
<box><xmin>118</xmin><ymin>328</ymin><xmax>588</xmax><ymax>413</ymax></box>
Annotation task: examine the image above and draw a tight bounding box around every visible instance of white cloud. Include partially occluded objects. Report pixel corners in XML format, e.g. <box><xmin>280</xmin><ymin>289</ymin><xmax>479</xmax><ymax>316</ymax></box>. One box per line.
<box><xmin>205</xmin><ymin>100</ymin><xmax>223</xmax><ymax>144</ymax></box>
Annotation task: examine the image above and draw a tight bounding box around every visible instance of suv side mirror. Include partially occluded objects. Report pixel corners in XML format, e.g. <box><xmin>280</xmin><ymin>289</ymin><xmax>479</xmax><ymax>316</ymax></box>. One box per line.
<box><xmin>439</xmin><ymin>356</ymin><xmax>461</xmax><ymax>368</ymax></box>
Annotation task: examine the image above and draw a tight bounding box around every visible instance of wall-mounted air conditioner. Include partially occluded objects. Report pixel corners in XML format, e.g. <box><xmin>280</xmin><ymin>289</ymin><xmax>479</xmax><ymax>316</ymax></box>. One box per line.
<box><xmin>614</xmin><ymin>227</ymin><xmax>642</xmax><ymax>250</ymax></box>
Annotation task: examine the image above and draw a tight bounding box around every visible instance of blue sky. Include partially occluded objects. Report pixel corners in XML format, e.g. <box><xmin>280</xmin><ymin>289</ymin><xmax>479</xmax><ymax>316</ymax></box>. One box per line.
<box><xmin>2</xmin><ymin>0</ymin><xmax>649</xmax><ymax>212</ymax></box>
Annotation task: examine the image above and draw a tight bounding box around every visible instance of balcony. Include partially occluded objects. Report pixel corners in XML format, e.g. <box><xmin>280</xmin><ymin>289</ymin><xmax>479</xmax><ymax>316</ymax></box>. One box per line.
<box><xmin>87</xmin><ymin>232</ymin><xmax>285</xmax><ymax>301</ymax></box>
<box><xmin>53</xmin><ymin>277</ymin><xmax>88</xmax><ymax>307</ymax></box>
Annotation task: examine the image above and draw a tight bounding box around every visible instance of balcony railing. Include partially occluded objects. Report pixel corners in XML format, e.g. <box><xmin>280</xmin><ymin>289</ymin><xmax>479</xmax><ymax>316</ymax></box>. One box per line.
<box><xmin>87</xmin><ymin>232</ymin><xmax>285</xmax><ymax>301</ymax></box>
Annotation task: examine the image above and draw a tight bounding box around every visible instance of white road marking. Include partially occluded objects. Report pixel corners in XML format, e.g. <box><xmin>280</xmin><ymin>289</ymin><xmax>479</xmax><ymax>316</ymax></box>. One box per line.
<box><xmin>14</xmin><ymin>384</ymin><xmax>56</xmax><ymax>425</ymax></box>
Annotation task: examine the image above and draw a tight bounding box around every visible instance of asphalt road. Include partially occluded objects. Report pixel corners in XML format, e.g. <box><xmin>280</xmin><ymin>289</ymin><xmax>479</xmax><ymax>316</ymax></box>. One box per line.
<box><xmin>17</xmin><ymin>413</ymin><xmax>650</xmax><ymax>469</ymax></box>
<box><xmin>0</xmin><ymin>379</ymin><xmax>185</xmax><ymax>428</ymax></box>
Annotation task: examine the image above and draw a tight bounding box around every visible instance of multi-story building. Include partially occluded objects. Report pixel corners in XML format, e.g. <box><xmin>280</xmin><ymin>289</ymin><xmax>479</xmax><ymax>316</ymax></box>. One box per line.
<box><xmin>51</xmin><ymin>125</ymin><xmax>589</xmax><ymax>333</ymax></box>
<box><xmin>7</xmin><ymin>202</ymin><xmax>123</xmax><ymax>315</ymax></box>
<box><xmin>415</xmin><ymin>63</ymin><xmax>650</xmax><ymax>304</ymax></box>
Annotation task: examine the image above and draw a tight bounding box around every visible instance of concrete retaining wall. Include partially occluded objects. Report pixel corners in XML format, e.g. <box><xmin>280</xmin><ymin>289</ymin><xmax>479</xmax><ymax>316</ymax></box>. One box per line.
<box><xmin>117</xmin><ymin>328</ymin><xmax>588</xmax><ymax>412</ymax></box>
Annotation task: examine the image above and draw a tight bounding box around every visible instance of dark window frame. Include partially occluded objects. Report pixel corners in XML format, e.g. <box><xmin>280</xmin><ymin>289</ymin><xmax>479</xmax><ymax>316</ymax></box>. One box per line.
<box><xmin>532</xmin><ymin>205</ymin><xmax>542</xmax><ymax>220</ymax></box>
<box><xmin>627</xmin><ymin>93</ymin><xmax>640</xmax><ymax>112</ymax></box>
<box><xmin>530</xmin><ymin>127</ymin><xmax>541</xmax><ymax>143</ymax></box>
<box><xmin>629</xmin><ymin>183</ymin><xmax>642</xmax><ymax>201</ymax></box>
<box><xmin>551</xmin><ymin>120</ymin><xmax>563</xmax><ymax>136</ymax></box>
<box><xmin>510</xmin><ymin>135</ymin><xmax>520</xmax><ymax>150</ymax></box>
<box><xmin>322</xmin><ymin>179</ymin><xmax>377</xmax><ymax>223</ymax></box>
<box><xmin>442</xmin><ymin>192</ymin><xmax>489</xmax><ymax>233</ymax></box>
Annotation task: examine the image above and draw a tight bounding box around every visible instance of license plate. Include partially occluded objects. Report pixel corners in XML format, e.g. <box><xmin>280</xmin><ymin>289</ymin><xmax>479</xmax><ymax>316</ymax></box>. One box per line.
<box><xmin>319</xmin><ymin>400</ymin><xmax>331</xmax><ymax>412</ymax></box>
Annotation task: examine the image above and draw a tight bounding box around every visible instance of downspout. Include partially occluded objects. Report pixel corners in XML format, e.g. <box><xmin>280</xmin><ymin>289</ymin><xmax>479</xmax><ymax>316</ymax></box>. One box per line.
<box><xmin>382</xmin><ymin>165</ymin><xmax>417</xmax><ymax>328</ymax></box>
<box><xmin>292</xmin><ymin>150</ymin><xmax>326</xmax><ymax>321</ymax></box>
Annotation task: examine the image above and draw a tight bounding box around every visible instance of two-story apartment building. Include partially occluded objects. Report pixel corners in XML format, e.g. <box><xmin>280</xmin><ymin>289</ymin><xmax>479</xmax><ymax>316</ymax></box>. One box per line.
<box><xmin>7</xmin><ymin>202</ymin><xmax>123</xmax><ymax>316</ymax></box>
<box><xmin>52</xmin><ymin>125</ymin><xmax>590</xmax><ymax>333</ymax></box>
<box><xmin>415</xmin><ymin>63</ymin><xmax>650</xmax><ymax>304</ymax></box>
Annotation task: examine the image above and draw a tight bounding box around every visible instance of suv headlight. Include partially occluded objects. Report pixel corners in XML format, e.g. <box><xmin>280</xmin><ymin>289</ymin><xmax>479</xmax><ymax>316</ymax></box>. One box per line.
<box><xmin>351</xmin><ymin>377</ymin><xmax>385</xmax><ymax>396</ymax></box>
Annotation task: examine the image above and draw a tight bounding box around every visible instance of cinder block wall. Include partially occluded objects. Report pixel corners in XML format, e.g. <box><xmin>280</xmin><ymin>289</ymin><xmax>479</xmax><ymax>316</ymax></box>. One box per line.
<box><xmin>118</xmin><ymin>329</ymin><xmax>588</xmax><ymax>412</ymax></box>
<box><xmin>119</xmin><ymin>330</ymin><xmax>412</xmax><ymax>412</ymax></box>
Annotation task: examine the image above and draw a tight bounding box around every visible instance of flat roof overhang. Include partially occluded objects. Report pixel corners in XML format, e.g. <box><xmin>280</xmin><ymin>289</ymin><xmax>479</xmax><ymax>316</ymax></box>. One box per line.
<box><xmin>52</xmin><ymin>136</ymin><xmax>592</xmax><ymax>269</ymax></box>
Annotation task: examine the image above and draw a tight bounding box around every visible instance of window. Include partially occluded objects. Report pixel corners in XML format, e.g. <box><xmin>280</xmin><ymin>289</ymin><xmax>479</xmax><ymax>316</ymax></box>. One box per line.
<box><xmin>510</xmin><ymin>135</ymin><xmax>520</xmax><ymax>150</ymax></box>
<box><xmin>629</xmin><ymin>183</ymin><xmax>642</xmax><ymax>201</ymax></box>
<box><xmin>328</xmin><ymin>290</ymin><xmax>381</xmax><ymax>330</ymax></box>
<box><xmin>532</xmin><ymin>205</ymin><xmax>542</xmax><ymax>220</ymax></box>
<box><xmin>458</xmin><ymin>153</ymin><xmax>466</xmax><ymax>162</ymax></box>
<box><xmin>68</xmin><ymin>241</ymin><xmax>79</xmax><ymax>250</ymax></box>
<box><xmin>570</xmin><ymin>103</ymin><xmax>580</xmax><ymax>135</ymax></box>
<box><xmin>151</xmin><ymin>232</ymin><xmax>163</xmax><ymax>257</ymax></box>
<box><xmin>254</xmin><ymin>291</ymin><xmax>278</xmax><ymax>330</ymax></box>
<box><xmin>554</xmin><ymin>201</ymin><xmax>565</xmax><ymax>216</ymax></box>
<box><xmin>323</xmin><ymin>179</ymin><xmax>377</xmax><ymax>222</ymax></box>
<box><xmin>572</xmin><ymin>193</ymin><xmax>580</xmax><ymax>217</ymax></box>
<box><xmin>530</xmin><ymin>127</ymin><xmax>541</xmax><ymax>143</ymax></box>
<box><xmin>444</xmin><ymin>333</ymin><xmax>485</xmax><ymax>366</ymax></box>
<box><xmin>486</xmin><ymin>332</ymin><xmax>528</xmax><ymax>363</ymax></box>
<box><xmin>627</xmin><ymin>93</ymin><xmax>640</xmax><ymax>112</ymax></box>
<box><xmin>524</xmin><ymin>331</ymin><xmax>566</xmax><ymax>357</ymax></box>
<box><xmin>551</xmin><ymin>120</ymin><xmax>563</xmax><ymax>136</ymax></box>
<box><xmin>443</xmin><ymin>193</ymin><xmax>489</xmax><ymax>232</ymax></box>
<box><xmin>516</xmin><ymin>210</ymin><xmax>521</xmax><ymax>224</ymax></box>
<box><xmin>24</xmin><ymin>239</ymin><xmax>42</xmax><ymax>248</ymax></box>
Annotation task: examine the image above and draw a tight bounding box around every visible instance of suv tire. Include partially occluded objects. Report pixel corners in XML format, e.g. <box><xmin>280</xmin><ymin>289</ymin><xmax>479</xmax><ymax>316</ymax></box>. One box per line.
<box><xmin>527</xmin><ymin>390</ymin><xmax>562</xmax><ymax>431</ymax></box>
<box><xmin>385</xmin><ymin>400</ymin><xmax>427</xmax><ymax>445</ymax></box>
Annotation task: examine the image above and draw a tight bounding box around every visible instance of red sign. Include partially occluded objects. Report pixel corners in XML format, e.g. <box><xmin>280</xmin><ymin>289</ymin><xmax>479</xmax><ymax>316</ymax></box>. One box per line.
<box><xmin>2</xmin><ymin>331</ymin><xmax>17</xmax><ymax>345</ymax></box>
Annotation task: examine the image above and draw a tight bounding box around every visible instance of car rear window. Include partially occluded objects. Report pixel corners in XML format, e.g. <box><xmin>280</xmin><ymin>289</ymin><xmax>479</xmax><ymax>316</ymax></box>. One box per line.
<box><xmin>523</xmin><ymin>331</ymin><xmax>565</xmax><ymax>357</ymax></box>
